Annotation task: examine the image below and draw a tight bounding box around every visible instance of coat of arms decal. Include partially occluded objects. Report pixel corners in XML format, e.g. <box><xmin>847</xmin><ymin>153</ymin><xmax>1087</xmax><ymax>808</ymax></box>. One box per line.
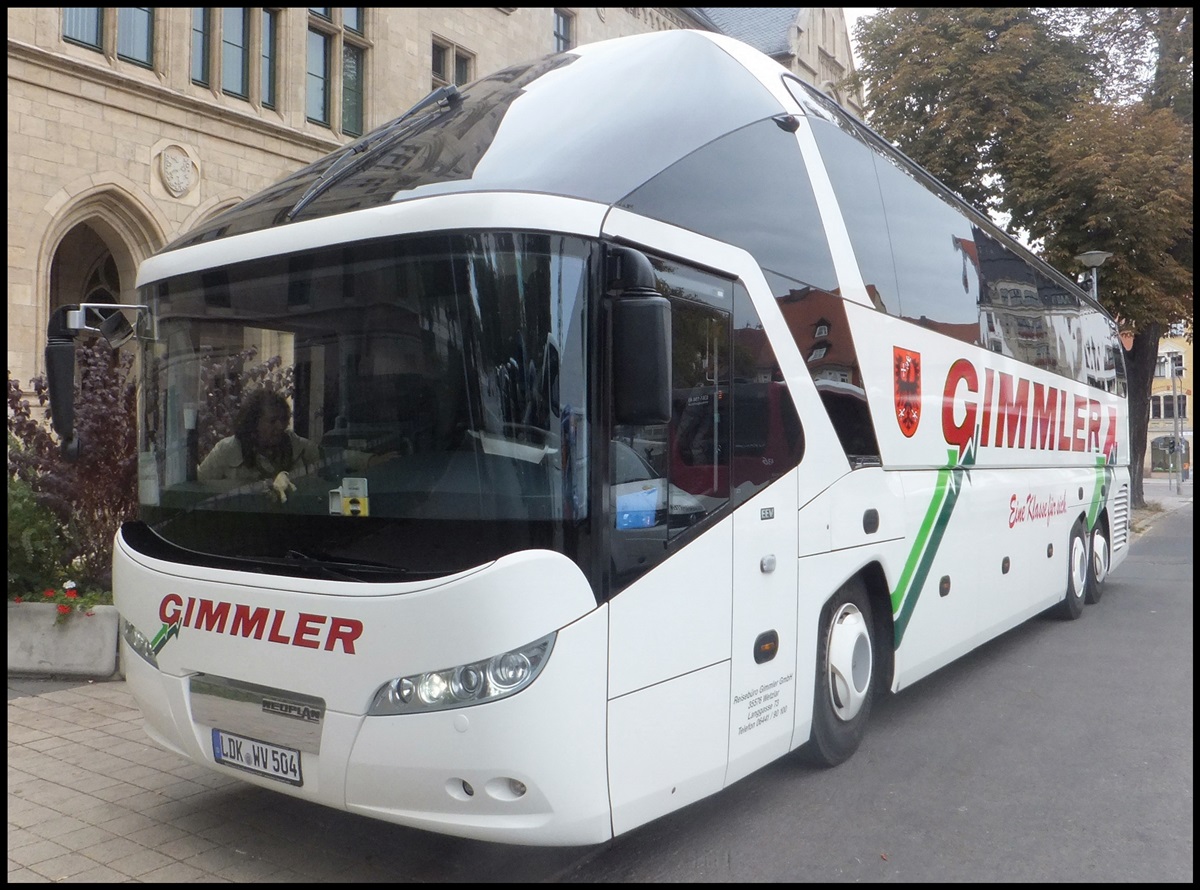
<box><xmin>894</xmin><ymin>347</ymin><xmax>921</xmax><ymax>437</ymax></box>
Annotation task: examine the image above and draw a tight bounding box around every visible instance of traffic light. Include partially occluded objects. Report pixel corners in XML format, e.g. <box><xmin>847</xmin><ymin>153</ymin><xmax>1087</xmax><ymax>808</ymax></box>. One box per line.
<box><xmin>1171</xmin><ymin>353</ymin><xmax>1184</xmax><ymax>377</ymax></box>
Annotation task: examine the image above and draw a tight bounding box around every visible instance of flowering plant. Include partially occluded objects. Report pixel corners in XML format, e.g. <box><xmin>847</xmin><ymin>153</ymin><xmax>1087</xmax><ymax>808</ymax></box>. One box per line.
<box><xmin>10</xmin><ymin>580</ymin><xmax>111</xmax><ymax>624</ymax></box>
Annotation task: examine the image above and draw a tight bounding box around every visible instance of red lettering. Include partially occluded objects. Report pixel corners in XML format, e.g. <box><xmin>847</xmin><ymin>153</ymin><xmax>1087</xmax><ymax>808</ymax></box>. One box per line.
<box><xmin>942</xmin><ymin>359</ymin><xmax>978</xmax><ymax>452</ymax></box>
<box><xmin>1087</xmin><ymin>399</ymin><xmax>1102</xmax><ymax>452</ymax></box>
<box><xmin>1030</xmin><ymin>383</ymin><xmax>1057</xmax><ymax>450</ymax></box>
<box><xmin>325</xmin><ymin>617</ymin><xmax>364</xmax><ymax>654</ymax></box>
<box><xmin>1102</xmin><ymin>406</ymin><xmax>1118</xmax><ymax>461</ymax></box>
<box><xmin>1072</xmin><ymin>394</ymin><xmax>1088</xmax><ymax>452</ymax></box>
<box><xmin>1056</xmin><ymin>391</ymin><xmax>1073</xmax><ymax>452</ymax></box>
<box><xmin>193</xmin><ymin>599</ymin><xmax>230</xmax><ymax>633</ymax></box>
<box><xmin>994</xmin><ymin>372</ymin><xmax>1030</xmax><ymax>449</ymax></box>
<box><xmin>231</xmin><ymin>604</ymin><xmax>270</xmax><ymax>640</ymax></box>
<box><xmin>160</xmin><ymin>593</ymin><xmax>183</xmax><ymax>625</ymax></box>
<box><xmin>183</xmin><ymin>596</ymin><xmax>196</xmax><ymax>627</ymax></box>
<box><xmin>980</xmin><ymin>367</ymin><xmax>994</xmax><ymax>445</ymax></box>
<box><xmin>267</xmin><ymin>610</ymin><xmax>291</xmax><ymax>644</ymax></box>
<box><xmin>292</xmin><ymin>613</ymin><xmax>326</xmax><ymax>649</ymax></box>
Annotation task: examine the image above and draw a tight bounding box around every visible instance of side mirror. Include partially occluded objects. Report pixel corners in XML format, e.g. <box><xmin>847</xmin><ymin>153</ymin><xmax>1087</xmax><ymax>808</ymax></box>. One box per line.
<box><xmin>609</xmin><ymin>247</ymin><xmax>671</xmax><ymax>426</ymax></box>
<box><xmin>45</xmin><ymin>306</ymin><xmax>80</xmax><ymax>459</ymax></box>
<box><xmin>43</xmin><ymin>303</ymin><xmax>149</xmax><ymax>461</ymax></box>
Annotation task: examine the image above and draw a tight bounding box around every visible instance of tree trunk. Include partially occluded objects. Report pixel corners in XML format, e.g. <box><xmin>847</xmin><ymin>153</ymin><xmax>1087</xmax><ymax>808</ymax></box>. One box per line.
<box><xmin>1123</xmin><ymin>322</ymin><xmax>1162</xmax><ymax>508</ymax></box>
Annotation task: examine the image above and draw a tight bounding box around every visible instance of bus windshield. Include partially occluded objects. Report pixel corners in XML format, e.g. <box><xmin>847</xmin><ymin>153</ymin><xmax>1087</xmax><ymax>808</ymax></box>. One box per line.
<box><xmin>136</xmin><ymin>232</ymin><xmax>592</xmax><ymax>580</ymax></box>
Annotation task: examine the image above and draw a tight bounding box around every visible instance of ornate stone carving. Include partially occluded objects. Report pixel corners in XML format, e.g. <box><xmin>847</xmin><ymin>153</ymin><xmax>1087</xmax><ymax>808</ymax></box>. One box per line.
<box><xmin>159</xmin><ymin>145</ymin><xmax>197</xmax><ymax>199</ymax></box>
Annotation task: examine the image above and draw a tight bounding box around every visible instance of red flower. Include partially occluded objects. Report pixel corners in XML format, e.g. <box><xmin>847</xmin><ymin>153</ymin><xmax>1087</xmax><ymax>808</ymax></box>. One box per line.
<box><xmin>57</xmin><ymin>604</ymin><xmax>71</xmax><ymax>615</ymax></box>
<box><xmin>14</xmin><ymin>596</ymin><xmax>23</xmax><ymax>604</ymax></box>
<box><xmin>65</xmin><ymin>590</ymin><xmax>78</xmax><ymax>599</ymax></box>
<box><xmin>43</xmin><ymin>589</ymin><xmax>55</xmax><ymax>598</ymax></box>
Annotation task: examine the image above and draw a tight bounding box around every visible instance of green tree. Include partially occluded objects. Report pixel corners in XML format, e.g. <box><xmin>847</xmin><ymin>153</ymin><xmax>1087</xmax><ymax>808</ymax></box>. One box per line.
<box><xmin>851</xmin><ymin>7</ymin><xmax>1193</xmax><ymax>505</ymax></box>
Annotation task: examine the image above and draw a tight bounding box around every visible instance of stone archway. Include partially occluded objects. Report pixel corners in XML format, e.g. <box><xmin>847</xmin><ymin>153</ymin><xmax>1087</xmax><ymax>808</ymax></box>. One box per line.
<box><xmin>30</xmin><ymin>177</ymin><xmax>167</xmax><ymax>379</ymax></box>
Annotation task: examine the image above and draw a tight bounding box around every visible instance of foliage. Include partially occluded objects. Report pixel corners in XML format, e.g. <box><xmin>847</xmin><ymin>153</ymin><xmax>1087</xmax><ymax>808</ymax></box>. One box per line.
<box><xmin>7</xmin><ymin>339</ymin><xmax>138</xmax><ymax>591</ymax></box>
<box><xmin>850</xmin><ymin>7</ymin><xmax>1193</xmax><ymax>505</ymax></box>
<box><xmin>7</xmin><ymin>469</ymin><xmax>70</xmax><ymax>595</ymax></box>
<box><xmin>10</xmin><ymin>580</ymin><xmax>112</xmax><ymax>625</ymax></box>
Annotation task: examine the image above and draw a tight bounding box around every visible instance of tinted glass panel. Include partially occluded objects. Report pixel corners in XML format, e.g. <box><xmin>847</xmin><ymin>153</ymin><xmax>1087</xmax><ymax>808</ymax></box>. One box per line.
<box><xmin>619</xmin><ymin>118</ymin><xmax>839</xmax><ymax>298</ymax></box>
<box><xmin>138</xmin><ymin>233</ymin><xmax>592</xmax><ymax>581</ymax></box>
<box><xmin>165</xmin><ymin>31</ymin><xmax>784</xmax><ymax>250</ymax></box>
<box><xmin>611</xmin><ymin>259</ymin><xmax>734</xmax><ymax>588</ymax></box>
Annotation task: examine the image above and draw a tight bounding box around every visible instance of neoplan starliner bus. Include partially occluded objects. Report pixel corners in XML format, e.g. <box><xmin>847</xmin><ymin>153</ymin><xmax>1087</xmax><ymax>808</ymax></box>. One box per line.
<box><xmin>45</xmin><ymin>31</ymin><xmax>1131</xmax><ymax>845</ymax></box>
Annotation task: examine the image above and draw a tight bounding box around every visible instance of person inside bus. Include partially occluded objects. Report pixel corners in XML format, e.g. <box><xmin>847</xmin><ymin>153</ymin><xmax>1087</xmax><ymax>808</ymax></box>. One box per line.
<box><xmin>197</xmin><ymin>389</ymin><xmax>319</xmax><ymax>497</ymax></box>
<box><xmin>197</xmin><ymin>388</ymin><xmax>397</xmax><ymax>501</ymax></box>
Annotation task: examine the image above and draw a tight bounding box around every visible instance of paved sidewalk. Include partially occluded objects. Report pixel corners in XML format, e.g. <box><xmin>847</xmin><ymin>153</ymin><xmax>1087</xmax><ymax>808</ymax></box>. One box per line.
<box><xmin>8</xmin><ymin>478</ymin><xmax>1191</xmax><ymax>882</ymax></box>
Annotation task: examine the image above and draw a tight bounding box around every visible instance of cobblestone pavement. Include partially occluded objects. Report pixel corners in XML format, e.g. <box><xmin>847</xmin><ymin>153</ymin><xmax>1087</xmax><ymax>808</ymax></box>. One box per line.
<box><xmin>8</xmin><ymin>478</ymin><xmax>1191</xmax><ymax>882</ymax></box>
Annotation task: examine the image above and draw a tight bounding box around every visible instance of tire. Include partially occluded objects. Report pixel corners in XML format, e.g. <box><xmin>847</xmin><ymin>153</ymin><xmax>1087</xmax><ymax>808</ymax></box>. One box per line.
<box><xmin>807</xmin><ymin>578</ymin><xmax>875</xmax><ymax>767</ymax></box>
<box><xmin>1056</xmin><ymin>520</ymin><xmax>1088</xmax><ymax>620</ymax></box>
<box><xmin>1086</xmin><ymin>520</ymin><xmax>1109</xmax><ymax>605</ymax></box>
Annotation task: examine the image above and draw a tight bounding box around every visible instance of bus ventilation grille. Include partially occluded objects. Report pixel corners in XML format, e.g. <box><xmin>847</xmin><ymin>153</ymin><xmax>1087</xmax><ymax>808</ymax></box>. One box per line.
<box><xmin>1111</xmin><ymin>484</ymin><xmax>1130</xmax><ymax>552</ymax></box>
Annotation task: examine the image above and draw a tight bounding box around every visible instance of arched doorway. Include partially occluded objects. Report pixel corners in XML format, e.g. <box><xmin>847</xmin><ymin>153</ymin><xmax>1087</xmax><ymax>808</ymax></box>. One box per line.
<box><xmin>49</xmin><ymin>223</ymin><xmax>125</xmax><ymax>318</ymax></box>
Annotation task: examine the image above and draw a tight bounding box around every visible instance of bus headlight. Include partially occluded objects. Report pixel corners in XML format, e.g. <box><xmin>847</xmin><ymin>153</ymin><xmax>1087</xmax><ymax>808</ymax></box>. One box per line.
<box><xmin>121</xmin><ymin>618</ymin><xmax>159</xmax><ymax>668</ymax></box>
<box><xmin>368</xmin><ymin>633</ymin><xmax>555</xmax><ymax>715</ymax></box>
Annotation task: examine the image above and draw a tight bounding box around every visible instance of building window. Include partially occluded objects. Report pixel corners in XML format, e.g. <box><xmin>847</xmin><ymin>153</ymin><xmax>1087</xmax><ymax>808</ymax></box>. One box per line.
<box><xmin>222</xmin><ymin>8</ymin><xmax>250</xmax><ymax>97</ymax></box>
<box><xmin>116</xmin><ymin>7</ymin><xmax>154</xmax><ymax>67</ymax></box>
<box><xmin>65</xmin><ymin>8</ymin><xmax>156</xmax><ymax>68</ymax></box>
<box><xmin>64</xmin><ymin>8</ymin><xmax>103</xmax><ymax>51</ymax></box>
<box><xmin>554</xmin><ymin>9</ymin><xmax>574</xmax><ymax>52</ymax></box>
<box><xmin>432</xmin><ymin>38</ymin><xmax>474</xmax><ymax>90</ymax></box>
<box><xmin>192</xmin><ymin>8</ymin><xmax>210</xmax><ymax>85</ymax></box>
<box><xmin>261</xmin><ymin>9</ymin><xmax>277</xmax><ymax>107</ymax></box>
<box><xmin>307</xmin><ymin>9</ymin><xmax>368</xmax><ymax>134</ymax></box>
<box><xmin>342</xmin><ymin>43</ymin><xmax>364</xmax><ymax>135</ymax></box>
<box><xmin>307</xmin><ymin>28</ymin><xmax>330</xmax><ymax>123</ymax></box>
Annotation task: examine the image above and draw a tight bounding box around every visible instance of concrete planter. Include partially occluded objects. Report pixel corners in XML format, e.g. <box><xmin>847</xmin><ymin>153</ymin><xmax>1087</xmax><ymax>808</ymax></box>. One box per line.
<box><xmin>7</xmin><ymin>602</ymin><xmax>121</xmax><ymax>678</ymax></box>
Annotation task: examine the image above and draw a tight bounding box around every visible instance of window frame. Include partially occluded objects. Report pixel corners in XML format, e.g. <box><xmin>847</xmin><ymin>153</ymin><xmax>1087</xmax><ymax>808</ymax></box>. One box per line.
<box><xmin>115</xmin><ymin>7</ymin><xmax>154</xmax><ymax>68</ymax></box>
<box><xmin>63</xmin><ymin>8</ymin><xmax>104</xmax><ymax>52</ymax></box>
<box><xmin>431</xmin><ymin>35</ymin><xmax>474</xmax><ymax>91</ymax></box>
<box><xmin>221</xmin><ymin>7</ymin><xmax>251</xmax><ymax>99</ymax></box>
<box><xmin>307</xmin><ymin>8</ymin><xmax>369</xmax><ymax>135</ymax></box>
<box><xmin>553</xmin><ymin>8</ymin><xmax>574</xmax><ymax>52</ymax></box>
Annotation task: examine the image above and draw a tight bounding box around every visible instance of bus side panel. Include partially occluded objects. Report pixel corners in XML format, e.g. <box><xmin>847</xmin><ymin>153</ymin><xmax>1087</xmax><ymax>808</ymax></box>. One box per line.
<box><xmin>892</xmin><ymin>466</ymin><xmax>1096</xmax><ymax>691</ymax></box>
<box><xmin>608</xmin><ymin>661</ymin><xmax>731</xmax><ymax>838</ymax></box>
<box><xmin>607</xmin><ymin>520</ymin><xmax>733</xmax><ymax>698</ymax></box>
<box><xmin>726</xmin><ymin>470</ymin><xmax>800</xmax><ymax>786</ymax></box>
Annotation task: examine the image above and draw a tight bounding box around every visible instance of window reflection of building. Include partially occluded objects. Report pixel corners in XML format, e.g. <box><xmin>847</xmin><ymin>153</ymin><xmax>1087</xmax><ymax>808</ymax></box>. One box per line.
<box><xmin>776</xmin><ymin>285</ymin><xmax>880</xmax><ymax>463</ymax></box>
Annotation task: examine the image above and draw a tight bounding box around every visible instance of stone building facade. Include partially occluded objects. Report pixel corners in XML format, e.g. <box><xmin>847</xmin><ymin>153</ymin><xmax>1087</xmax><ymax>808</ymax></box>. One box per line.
<box><xmin>6</xmin><ymin>8</ymin><xmax>862</xmax><ymax>386</ymax></box>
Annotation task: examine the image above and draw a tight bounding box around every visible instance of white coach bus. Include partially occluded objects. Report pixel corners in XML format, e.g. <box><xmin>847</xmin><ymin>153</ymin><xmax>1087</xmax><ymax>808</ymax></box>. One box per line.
<box><xmin>46</xmin><ymin>30</ymin><xmax>1130</xmax><ymax>845</ymax></box>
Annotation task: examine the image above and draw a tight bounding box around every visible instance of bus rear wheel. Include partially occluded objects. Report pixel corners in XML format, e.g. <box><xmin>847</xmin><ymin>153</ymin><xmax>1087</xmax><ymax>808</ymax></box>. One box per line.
<box><xmin>807</xmin><ymin>578</ymin><xmax>875</xmax><ymax>767</ymax></box>
<box><xmin>1085</xmin><ymin>521</ymin><xmax>1109</xmax><ymax>605</ymax></box>
<box><xmin>1056</xmin><ymin>520</ymin><xmax>1088</xmax><ymax>620</ymax></box>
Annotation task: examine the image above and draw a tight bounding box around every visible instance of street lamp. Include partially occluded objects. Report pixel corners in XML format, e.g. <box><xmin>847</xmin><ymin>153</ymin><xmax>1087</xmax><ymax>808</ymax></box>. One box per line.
<box><xmin>1075</xmin><ymin>250</ymin><xmax>1113</xmax><ymax>302</ymax></box>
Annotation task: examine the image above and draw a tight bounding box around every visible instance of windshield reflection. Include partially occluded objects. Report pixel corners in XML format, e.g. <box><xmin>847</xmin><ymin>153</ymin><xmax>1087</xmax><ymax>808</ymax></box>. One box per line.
<box><xmin>138</xmin><ymin>233</ymin><xmax>591</xmax><ymax>576</ymax></box>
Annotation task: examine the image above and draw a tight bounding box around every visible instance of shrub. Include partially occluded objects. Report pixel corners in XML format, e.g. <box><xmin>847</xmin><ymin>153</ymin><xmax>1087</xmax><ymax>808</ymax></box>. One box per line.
<box><xmin>6</xmin><ymin>468</ymin><xmax>70</xmax><ymax>595</ymax></box>
<box><xmin>7</xmin><ymin>339</ymin><xmax>138</xmax><ymax>592</ymax></box>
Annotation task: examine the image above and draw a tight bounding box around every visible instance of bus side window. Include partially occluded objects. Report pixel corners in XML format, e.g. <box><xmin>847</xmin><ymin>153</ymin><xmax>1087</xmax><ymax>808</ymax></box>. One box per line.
<box><xmin>729</xmin><ymin>282</ymin><xmax>805</xmax><ymax>502</ymax></box>
<box><xmin>611</xmin><ymin>293</ymin><xmax>732</xmax><ymax>589</ymax></box>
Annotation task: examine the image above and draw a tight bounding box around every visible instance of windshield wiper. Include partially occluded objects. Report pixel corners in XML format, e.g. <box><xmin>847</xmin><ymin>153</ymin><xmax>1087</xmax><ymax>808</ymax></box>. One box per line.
<box><xmin>233</xmin><ymin>550</ymin><xmax>414</xmax><ymax>582</ymax></box>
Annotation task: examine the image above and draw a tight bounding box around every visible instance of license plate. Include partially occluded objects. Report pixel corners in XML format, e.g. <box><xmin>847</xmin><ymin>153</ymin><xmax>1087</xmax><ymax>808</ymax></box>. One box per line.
<box><xmin>212</xmin><ymin>729</ymin><xmax>303</xmax><ymax>786</ymax></box>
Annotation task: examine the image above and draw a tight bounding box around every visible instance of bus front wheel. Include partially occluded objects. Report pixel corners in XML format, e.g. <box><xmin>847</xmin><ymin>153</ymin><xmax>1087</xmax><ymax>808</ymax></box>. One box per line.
<box><xmin>807</xmin><ymin>578</ymin><xmax>875</xmax><ymax>767</ymax></box>
<box><xmin>1057</xmin><ymin>520</ymin><xmax>1088</xmax><ymax>620</ymax></box>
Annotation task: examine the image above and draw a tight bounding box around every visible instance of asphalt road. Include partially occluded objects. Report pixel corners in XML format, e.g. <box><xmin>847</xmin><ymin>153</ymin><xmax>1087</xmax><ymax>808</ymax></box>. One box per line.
<box><xmin>8</xmin><ymin>482</ymin><xmax>1192</xmax><ymax>882</ymax></box>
